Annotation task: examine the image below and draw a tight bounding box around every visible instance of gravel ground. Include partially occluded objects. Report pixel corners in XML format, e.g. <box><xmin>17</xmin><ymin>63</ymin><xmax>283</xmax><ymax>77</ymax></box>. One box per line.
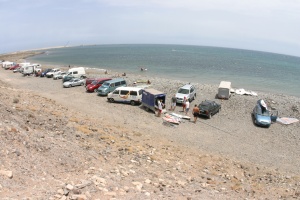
<box><xmin>0</xmin><ymin>52</ymin><xmax>300</xmax><ymax>199</ymax></box>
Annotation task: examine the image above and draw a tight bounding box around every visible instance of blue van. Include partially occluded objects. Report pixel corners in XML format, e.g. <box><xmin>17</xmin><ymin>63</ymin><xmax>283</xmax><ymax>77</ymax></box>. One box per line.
<box><xmin>97</xmin><ymin>78</ymin><xmax>127</xmax><ymax>96</ymax></box>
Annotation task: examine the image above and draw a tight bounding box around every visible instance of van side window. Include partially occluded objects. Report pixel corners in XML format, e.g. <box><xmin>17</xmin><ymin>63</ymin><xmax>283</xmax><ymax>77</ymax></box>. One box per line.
<box><xmin>73</xmin><ymin>71</ymin><xmax>78</xmax><ymax>74</ymax></box>
<box><xmin>113</xmin><ymin>90</ymin><xmax>119</xmax><ymax>94</ymax></box>
<box><xmin>138</xmin><ymin>90</ymin><xmax>142</xmax><ymax>95</ymax></box>
<box><xmin>115</xmin><ymin>82</ymin><xmax>121</xmax><ymax>86</ymax></box>
<box><xmin>110</xmin><ymin>83</ymin><xmax>115</xmax><ymax>87</ymax></box>
<box><xmin>120</xmin><ymin>90</ymin><xmax>129</xmax><ymax>95</ymax></box>
<box><xmin>121</xmin><ymin>81</ymin><xmax>126</xmax><ymax>85</ymax></box>
<box><xmin>131</xmin><ymin>91</ymin><xmax>137</xmax><ymax>96</ymax></box>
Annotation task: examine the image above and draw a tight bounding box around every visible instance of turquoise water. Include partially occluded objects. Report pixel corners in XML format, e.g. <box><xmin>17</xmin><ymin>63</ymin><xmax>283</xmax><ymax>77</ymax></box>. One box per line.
<box><xmin>29</xmin><ymin>44</ymin><xmax>300</xmax><ymax>97</ymax></box>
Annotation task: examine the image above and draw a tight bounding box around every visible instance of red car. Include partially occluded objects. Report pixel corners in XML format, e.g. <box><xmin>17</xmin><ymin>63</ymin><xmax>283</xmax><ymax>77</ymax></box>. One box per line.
<box><xmin>9</xmin><ymin>64</ymin><xmax>20</xmax><ymax>70</ymax></box>
<box><xmin>86</xmin><ymin>78</ymin><xmax>112</xmax><ymax>92</ymax></box>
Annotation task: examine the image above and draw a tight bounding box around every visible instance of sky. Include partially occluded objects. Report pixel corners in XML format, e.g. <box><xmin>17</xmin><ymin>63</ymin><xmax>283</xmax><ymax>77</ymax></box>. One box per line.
<box><xmin>1</xmin><ymin>0</ymin><xmax>300</xmax><ymax>57</ymax></box>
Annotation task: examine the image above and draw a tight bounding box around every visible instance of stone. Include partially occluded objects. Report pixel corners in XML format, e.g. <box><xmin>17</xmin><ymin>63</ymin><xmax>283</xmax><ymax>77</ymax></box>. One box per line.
<box><xmin>91</xmin><ymin>175</ymin><xmax>106</xmax><ymax>186</ymax></box>
<box><xmin>104</xmin><ymin>191</ymin><xmax>117</xmax><ymax>196</ymax></box>
<box><xmin>70</xmin><ymin>194</ymin><xmax>87</xmax><ymax>200</ymax></box>
<box><xmin>75</xmin><ymin>180</ymin><xmax>92</xmax><ymax>189</ymax></box>
<box><xmin>145</xmin><ymin>179</ymin><xmax>151</xmax><ymax>184</ymax></box>
<box><xmin>60</xmin><ymin>196</ymin><xmax>67</xmax><ymax>200</ymax></box>
<box><xmin>57</xmin><ymin>189</ymin><xmax>64</xmax><ymax>195</ymax></box>
<box><xmin>0</xmin><ymin>170</ymin><xmax>13</xmax><ymax>178</ymax></box>
<box><xmin>66</xmin><ymin>184</ymin><xmax>74</xmax><ymax>191</ymax></box>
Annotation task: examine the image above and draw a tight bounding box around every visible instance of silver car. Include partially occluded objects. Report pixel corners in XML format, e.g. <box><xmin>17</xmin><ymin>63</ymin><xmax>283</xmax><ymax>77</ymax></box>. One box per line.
<box><xmin>53</xmin><ymin>72</ymin><xmax>67</xmax><ymax>80</ymax></box>
<box><xmin>63</xmin><ymin>78</ymin><xmax>85</xmax><ymax>88</ymax></box>
<box><xmin>175</xmin><ymin>84</ymin><xmax>196</xmax><ymax>103</ymax></box>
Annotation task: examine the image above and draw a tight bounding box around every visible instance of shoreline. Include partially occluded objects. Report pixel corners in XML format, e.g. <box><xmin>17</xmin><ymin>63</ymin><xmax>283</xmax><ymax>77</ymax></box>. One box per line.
<box><xmin>26</xmin><ymin>48</ymin><xmax>300</xmax><ymax>98</ymax></box>
<box><xmin>1</xmin><ymin>51</ymin><xmax>300</xmax><ymax>198</ymax></box>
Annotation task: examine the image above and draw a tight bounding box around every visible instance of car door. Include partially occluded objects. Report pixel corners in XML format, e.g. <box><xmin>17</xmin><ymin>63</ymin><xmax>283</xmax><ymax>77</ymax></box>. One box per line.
<box><xmin>73</xmin><ymin>79</ymin><xmax>79</xmax><ymax>86</ymax></box>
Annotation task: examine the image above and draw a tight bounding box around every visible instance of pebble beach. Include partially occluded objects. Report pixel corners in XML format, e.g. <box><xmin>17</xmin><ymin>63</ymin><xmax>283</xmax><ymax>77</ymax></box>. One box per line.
<box><xmin>0</xmin><ymin>51</ymin><xmax>300</xmax><ymax>199</ymax></box>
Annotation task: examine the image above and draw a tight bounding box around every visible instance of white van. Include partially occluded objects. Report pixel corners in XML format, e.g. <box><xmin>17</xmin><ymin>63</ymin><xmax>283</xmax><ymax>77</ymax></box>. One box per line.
<box><xmin>107</xmin><ymin>86</ymin><xmax>143</xmax><ymax>105</ymax></box>
<box><xmin>66</xmin><ymin>67</ymin><xmax>86</xmax><ymax>78</ymax></box>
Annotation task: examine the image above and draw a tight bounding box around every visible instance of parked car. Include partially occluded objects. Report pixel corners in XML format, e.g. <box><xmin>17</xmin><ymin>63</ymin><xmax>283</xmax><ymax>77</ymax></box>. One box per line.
<box><xmin>53</xmin><ymin>72</ymin><xmax>67</xmax><ymax>80</ymax></box>
<box><xmin>62</xmin><ymin>75</ymin><xmax>75</xmax><ymax>82</ymax></box>
<box><xmin>252</xmin><ymin>100</ymin><xmax>272</xmax><ymax>128</ymax></box>
<box><xmin>86</xmin><ymin>78</ymin><xmax>112</xmax><ymax>92</ymax></box>
<box><xmin>63</xmin><ymin>78</ymin><xmax>85</xmax><ymax>88</ymax></box>
<box><xmin>97</xmin><ymin>78</ymin><xmax>127</xmax><ymax>96</ymax></box>
<box><xmin>40</xmin><ymin>68</ymin><xmax>52</xmax><ymax>77</ymax></box>
<box><xmin>9</xmin><ymin>64</ymin><xmax>20</xmax><ymax>70</ymax></box>
<box><xmin>107</xmin><ymin>86</ymin><xmax>143</xmax><ymax>105</ymax></box>
<box><xmin>175</xmin><ymin>84</ymin><xmax>196</xmax><ymax>103</ymax></box>
<box><xmin>46</xmin><ymin>68</ymin><xmax>61</xmax><ymax>78</ymax></box>
<box><xmin>198</xmin><ymin>100</ymin><xmax>221</xmax><ymax>119</ymax></box>
<box><xmin>85</xmin><ymin>77</ymin><xmax>100</xmax><ymax>86</ymax></box>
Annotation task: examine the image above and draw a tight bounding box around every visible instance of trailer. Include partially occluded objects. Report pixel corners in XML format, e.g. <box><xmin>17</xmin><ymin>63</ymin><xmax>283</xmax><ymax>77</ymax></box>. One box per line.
<box><xmin>217</xmin><ymin>81</ymin><xmax>231</xmax><ymax>99</ymax></box>
<box><xmin>141</xmin><ymin>88</ymin><xmax>166</xmax><ymax>113</ymax></box>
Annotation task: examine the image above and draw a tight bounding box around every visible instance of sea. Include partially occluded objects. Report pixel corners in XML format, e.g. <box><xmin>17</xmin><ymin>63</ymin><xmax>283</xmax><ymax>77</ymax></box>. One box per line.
<box><xmin>28</xmin><ymin>44</ymin><xmax>300</xmax><ymax>97</ymax></box>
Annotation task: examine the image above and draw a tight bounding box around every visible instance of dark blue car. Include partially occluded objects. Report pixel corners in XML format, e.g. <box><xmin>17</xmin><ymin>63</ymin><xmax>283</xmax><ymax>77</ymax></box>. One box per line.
<box><xmin>40</xmin><ymin>68</ymin><xmax>52</xmax><ymax>77</ymax></box>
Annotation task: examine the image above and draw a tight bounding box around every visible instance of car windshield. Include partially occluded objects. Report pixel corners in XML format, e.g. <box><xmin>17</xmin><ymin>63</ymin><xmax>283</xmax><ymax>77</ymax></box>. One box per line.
<box><xmin>91</xmin><ymin>80</ymin><xmax>98</xmax><ymax>85</ymax></box>
<box><xmin>102</xmin><ymin>82</ymin><xmax>110</xmax><ymax>87</ymax></box>
<box><xmin>200</xmin><ymin>104</ymin><xmax>210</xmax><ymax>110</ymax></box>
<box><xmin>178</xmin><ymin>88</ymin><xmax>189</xmax><ymax>94</ymax></box>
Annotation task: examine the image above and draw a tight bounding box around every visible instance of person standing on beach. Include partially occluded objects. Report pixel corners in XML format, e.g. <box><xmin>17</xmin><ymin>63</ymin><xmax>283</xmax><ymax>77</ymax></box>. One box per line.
<box><xmin>157</xmin><ymin>99</ymin><xmax>163</xmax><ymax>117</ymax></box>
<box><xmin>182</xmin><ymin>97</ymin><xmax>187</xmax><ymax>112</ymax></box>
<box><xmin>185</xmin><ymin>100</ymin><xmax>190</xmax><ymax>115</ymax></box>
<box><xmin>192</xmin><ymin>104</ymin><xmax>200</xmax><ymax>123</ymax></box>
<box><xmin>170</xmin><ymin>95</ymin><xmax>176</xmax><ymax>111</ymax></box>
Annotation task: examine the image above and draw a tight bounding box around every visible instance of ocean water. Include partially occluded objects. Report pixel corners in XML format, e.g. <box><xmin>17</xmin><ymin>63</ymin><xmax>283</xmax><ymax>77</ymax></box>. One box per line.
<box><xmin>29</xmin><ymin>44</ymin><xmax>300</xmax><ymax>97</ymax></box>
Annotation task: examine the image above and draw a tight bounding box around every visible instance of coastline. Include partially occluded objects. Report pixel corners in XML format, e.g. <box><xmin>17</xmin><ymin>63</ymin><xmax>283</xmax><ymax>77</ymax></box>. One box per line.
<box><xmin>1</xmin><ymin>51</ymin><xmax>300</xmax><ymax>199</ymax></box>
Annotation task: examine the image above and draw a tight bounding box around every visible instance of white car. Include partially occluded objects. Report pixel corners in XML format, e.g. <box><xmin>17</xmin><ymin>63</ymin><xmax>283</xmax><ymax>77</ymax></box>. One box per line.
<box><xmin>53</xmin><ymin>72</ymin><xmax>67</xmax><ymax>80</ymax></box>
<box><xmin>46</xmin><ymin>68</ymin><xmax>61</xmax><ymax>78</ymax></box>
<box><xmin>175</xmin><ymin>84</ymin><xmax>196</xmax><ymax>103</ymax></box>
<box><xmin>63</xmin><ymin>78</ymin><xmax>85</xmax><ymax>88</ymax></box>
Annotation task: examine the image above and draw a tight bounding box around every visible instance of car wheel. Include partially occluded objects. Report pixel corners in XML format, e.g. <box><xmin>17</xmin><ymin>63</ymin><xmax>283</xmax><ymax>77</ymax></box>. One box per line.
<box><xmin>68</xmin><ymin>84</ymin><xmax>71</xmax><ymax>88</ymax></box>
<box><xmin>94</xmin><ymin>89</ymin><xmax>97</xmax><ymax>92</ymax></box>
<box><xmin>110</xmin><ymin>98</ymin><xmax>114</xmax><ymax>103</ymax></box>
<box><xmin>130</xmin><ymin>101</ymin><xmax>135</xmax><ymax>106</ymax></box>
<box><xmin>208</xmin><ymin>113</ymin><xmax>212</xmax><ymax>119</ymax></box>
<box><xmin>145</xmin><ymin>107</ymin><xmax>150</xmax><ymax>112</ymax></box>
<box><xmin>81</xmin><ymin>82</ymin><xmax>84</xmax><ymax>86</ymax></box>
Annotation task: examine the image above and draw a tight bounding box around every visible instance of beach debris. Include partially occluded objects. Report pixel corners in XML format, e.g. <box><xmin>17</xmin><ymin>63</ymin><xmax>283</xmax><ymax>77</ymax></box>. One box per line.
<box><xmin>235</xmin><ymin>88</ymin><xmax>258</xmax><ymax>96</ymax></box>
<box><xmin>163</xmin><ymin>113</ymin><xmax>180</xmax><ymax>125</ymax></box>
<box><xmin>169</xmin><ymin>112</ymin><xmax>191</xmax><ymax>120</ymax></box>
<box><xmin>276</xmin><ymin>117</ymin><xmax>299</xmax><ymax>125</ymax></box>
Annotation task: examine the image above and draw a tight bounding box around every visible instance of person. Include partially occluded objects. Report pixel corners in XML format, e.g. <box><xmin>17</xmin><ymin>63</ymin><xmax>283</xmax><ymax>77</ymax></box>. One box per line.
<box><xmin>122</xmin><ymin>72</ymin><xmax>126</xmax><ymax>76</ymax></box>
<box><xmin>192</xmin><ymin>104</ymin><xmax>200</xmax><ymax>123</ymax></box>
<box><xmin>157</xmin><ymin>99</ymin><xmax>163</xmax><ymax>117</ymax></box>
<box><xmin>170</xmin><ymin>95</ymin><xmax>176</xmax><ymax>111</ymax></box>
<box><xmin>104</xmin><ymin>70</ymin><xmax>108</xmax><ymax>74</ymax></box>
<box><xmin>68</xmin><ymin>65</ymin><xmax>70</xmax><ymax>69</ymax></box>
<box><xmin>185</xmin><ymin>100</ymin><xmax>190</xmax><ymax>115</ymax></box>
<box><xmin>182</xmin><ymin>96</ymin><xmax>187</xmax><ymax>112</ymax></box>
<box><xmin>147</xmin><ymin>80</ymin><xmax>151</xmax><ymax>84</ymax></box>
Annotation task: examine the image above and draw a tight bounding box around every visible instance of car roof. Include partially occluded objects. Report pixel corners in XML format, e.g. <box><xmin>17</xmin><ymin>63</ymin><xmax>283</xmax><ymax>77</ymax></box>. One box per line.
<box><xmin>180</xmin><ymin>84</ymin><xmax>194</xmax><ymax>89</ymax></box>
<box><xmin>115</xmin><ymin>86</ymin><xmax>142</xmax><ymax>91</ymax></box>
<box><xmin>104</xmin><ymin>78</ymin><xmax>126</xmax><ymax>83</ymax></box>
<box><xmin>200</xmin><ymin>100</ymin><xmax>214</xmax><ymax>105</ymax></box>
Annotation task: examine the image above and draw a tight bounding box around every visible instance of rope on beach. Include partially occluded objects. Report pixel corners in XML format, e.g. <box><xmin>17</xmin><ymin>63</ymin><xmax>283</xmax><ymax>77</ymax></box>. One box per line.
<box><xmin>198</xmin><ymin>120</ymin><xmax>235</xmax><ymax>136</ymax></box>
